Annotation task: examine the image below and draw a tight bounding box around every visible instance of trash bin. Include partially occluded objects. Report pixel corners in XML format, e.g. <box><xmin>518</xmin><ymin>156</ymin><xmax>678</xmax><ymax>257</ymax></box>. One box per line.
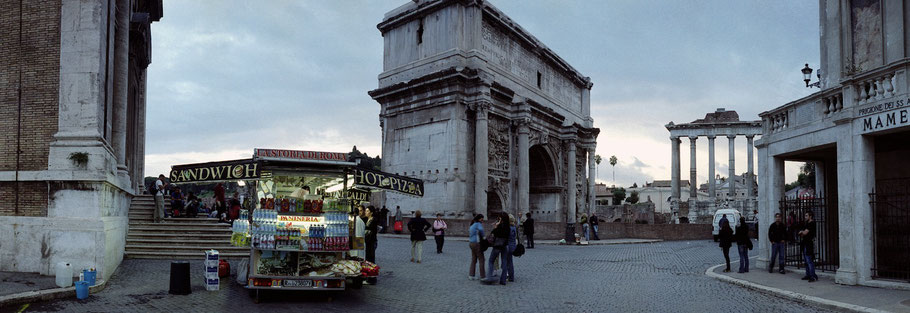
<box><xmin>169</xmin><ymin>261</ymin><xmax>192</xmax><ymax>295</ymax></box>
<box><xmin>75</xmin><ymin>281</ymin><xmax>89</xmax><ymax>299</ymax></box>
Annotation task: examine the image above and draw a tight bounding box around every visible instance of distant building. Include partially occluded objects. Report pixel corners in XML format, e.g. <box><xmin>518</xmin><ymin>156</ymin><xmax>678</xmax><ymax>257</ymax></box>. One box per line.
<box><xmin>629</xmin><ymin>180</ymin><xmax>709</xmax><ymax>214</ymax></box>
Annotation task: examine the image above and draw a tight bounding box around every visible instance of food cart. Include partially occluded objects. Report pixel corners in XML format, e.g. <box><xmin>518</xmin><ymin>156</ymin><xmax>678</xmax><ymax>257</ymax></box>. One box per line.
<box><xmin>171</xmin><ymin>148</ymin><xmax>422</xmax><ymax>303</ymax></box>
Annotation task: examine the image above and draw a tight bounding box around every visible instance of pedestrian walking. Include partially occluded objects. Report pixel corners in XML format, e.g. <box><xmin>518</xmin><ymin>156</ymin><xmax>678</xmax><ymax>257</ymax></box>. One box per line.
<box><xmin>718</xmin><ymin>220</ymin><xmax>734</xmax><ymax>272</ymax></box>
<box><xmin>393</xmin><ymin>206</ymin><xmax>403</xmax><ymax>234</ymax></box>
<box><xmin>153</xmin><ymin>174</ymin><xmax>167</xmax><ymax>223</ymax></box>
<box><xmin>483</xmin><ymin>213</ymin><xmax>510</xmax><ymax>285</ymax></box>
<box><xmin>735</xmin><ymin>216</ymin><xmax>752</xmax><ymax>273</ymax></box>
<box><xmin>590</xmin><ymin>213</ymin><xmax>600</xmax><ymax>240</ymax></box>
<box><xmin>523</xmin><ymin>212</ymin><xmax>535</xmax><ymax>249</ymax></box>
<box><xmin>799</xmin><ymin>211</ymin><xmax>818</xmax><ymax>282</ymax></box>
<box><xmin>505</xmin><ymin>214</ymin><xmax>517</xmax><ymax>282</ymax></box>
<box><xmin>580</xmin><ymin>213</ymin><xmax>589</xmax><ymax>241</ymax></box>
<box><xmin>408</xmin><ymin>210</ymin><xmax>431</xmax><ymax>263</ymax></box>
<box><xmin>468</xmin><ymin>214</ymin><xmax>486</xmax><ymax>281</ymax></box>
<box><xmin>768</xmin><ymin>213</ymin><xmax>787</xmax><ymax>274</ymax></box>
<box><xmin>433</xmin><ymin>213</ymin><xmax>448</xmax><ymax>253</ymax></box>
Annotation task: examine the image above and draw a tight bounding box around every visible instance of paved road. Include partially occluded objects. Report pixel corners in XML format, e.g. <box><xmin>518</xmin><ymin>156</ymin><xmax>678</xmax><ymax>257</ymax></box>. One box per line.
<box><xmin>14</xmin><ymin>238</ymin><xmax>832</xmax><ymax>313</ymax></box>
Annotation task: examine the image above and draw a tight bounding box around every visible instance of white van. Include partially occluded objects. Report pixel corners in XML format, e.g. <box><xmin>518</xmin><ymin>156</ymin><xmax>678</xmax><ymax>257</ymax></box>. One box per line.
<box><xmin>712</xmin><ymin>209</ymin><xmax>742</xmax><ymax>242</ymax></box>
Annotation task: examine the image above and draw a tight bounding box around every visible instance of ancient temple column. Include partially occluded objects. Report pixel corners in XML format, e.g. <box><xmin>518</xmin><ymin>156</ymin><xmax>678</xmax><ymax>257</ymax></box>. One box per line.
<box><xmin>708</xmin><ymin>135</ymin><xmax>716</xmax><ymax>200</ymax></box>
<box><xmin>566</xmin><ymin>140</ymin><xmax>577</xmax><ymax>242</ymax></box>
<box><xmin>112</xmin><ymin>0</ymin><xmax>130</xmax><ymax>177</ymax></box>
<box><xmin>727</xmin><ymin>135</ymin><xmax>736</xmax><ymax>199</ymax></box>
<box><xmin>588</xmin><ymin>146</ymin><xmax>596</xmax><ymax>216</ymax></box>
<box><xmin>670</xmin><ymin>136</ymin><xmax>681</xmax><ymax>222</ymax></box>
<box><xmin>746</xmin><ymin>135</ymin><xmax>755</xmax><ymax>217</ymax></box>
<box><xmin>474</xmin><ymin>102</ymin><xmax>490</xmax><ymax>216</ymax></box>
<box><xmin>517</xmin><ymin>119</ymin><xmax>530</xmax><ymax>216</ymax></box>
<box><xmin>688</xmin><ymin>136</ymin><xmax>698</xmax><ymax>223</ymax></box>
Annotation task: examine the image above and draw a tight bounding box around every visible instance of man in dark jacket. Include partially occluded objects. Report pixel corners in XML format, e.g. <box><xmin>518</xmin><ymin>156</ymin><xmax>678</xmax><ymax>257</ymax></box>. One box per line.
<box><xmin>589</xmin><ymin>213</ymin><xmax>600</xmax><ymax>240</ymax></box>
<box><xmin>799</xmin><ymin>211</ymin><xmax>818</xmax><ymax>282</ymax></box>
<box><xmin>522</xmin><ymin>212</ymin><xmax>535</xmax><ymax>249</ymax></box>
<box><xmin>767</xmin><ymin>213</ymin><xmax>788</xmax><ymax>274</ymax></box>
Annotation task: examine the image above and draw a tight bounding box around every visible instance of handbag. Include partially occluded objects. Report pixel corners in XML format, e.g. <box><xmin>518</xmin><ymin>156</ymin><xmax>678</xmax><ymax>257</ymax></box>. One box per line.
<box><xmin>512</xmin><ymin>229</ymin><xmax>525</xmax><ymax>257</ymax></box>
<box><xmin>393</xmin><ymin>221</ymin><xmax>403</xmax><ymax>232</ymax></box>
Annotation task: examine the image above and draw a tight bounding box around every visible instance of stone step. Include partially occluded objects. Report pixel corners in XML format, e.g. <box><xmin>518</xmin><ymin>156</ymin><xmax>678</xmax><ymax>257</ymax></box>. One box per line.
<box><xmin>124</xmin><ymin>251</ymin><xmax>249</xmax><ymax>260</ymax></box>
<box><xmin>128</xmin><ymin>226</ymin><xmax>232</xmax><ymax>233</ymax></box>
<box><xmin>128</xmin><ymin>218</ymin><xmax>222</xmax><ymax>224</ymax></box>
<box><xmin>126</xmin><ymin>232</ymin><xmax>231</xmax><ymax>240</ymax></box>
<box><xmin>129</xmin><ymin>222</ymin><xmax>230</xmax><ymax>228</ymax></box>
<box><xmin>126</xmin><ymin>238</ymin><xmax>234</xmax><ymax>245</ymax></box>
<box><xmin>125</xmin><ymin>245</ymin><xmax>248</xmax><ymax>253</ymax></box>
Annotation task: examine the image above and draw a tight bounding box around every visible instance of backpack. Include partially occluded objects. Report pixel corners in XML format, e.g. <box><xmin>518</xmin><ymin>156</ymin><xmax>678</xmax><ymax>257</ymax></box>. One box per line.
<box><xmin>512</xmin><ymin>228</ymin><xmax>525</xmax><ymax>257</ymax></box>
<box><xmin>147</xmin><ymin>182</ymin><xmax>158</xmax><ymax>195</ymax></box>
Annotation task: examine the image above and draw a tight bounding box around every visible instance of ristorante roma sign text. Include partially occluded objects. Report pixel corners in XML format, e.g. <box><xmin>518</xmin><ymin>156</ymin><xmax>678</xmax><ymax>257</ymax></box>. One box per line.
<box><xmin>170</xmin><ymin>159</ymin><xmax>260</xmax><ymax>183</ymax></box>
<box><xmin>353</xmin><ymin>168</ymin><xmax>424</xmax><ymax>197</ymax></box>
<box><xmin>254</xmin><ymin>148</ymin><xmax>348</xmax><ymax>162</ymax></box>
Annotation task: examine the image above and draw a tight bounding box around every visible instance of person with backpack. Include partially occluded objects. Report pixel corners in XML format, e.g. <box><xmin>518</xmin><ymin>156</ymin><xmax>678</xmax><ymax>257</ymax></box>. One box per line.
<box><xmin>523</xmin><ymin>212</ymin><xmax>535</xmax><ymax>249</ymax></box>
<box><xmin>468</xmin><ymin>214</ymin><xmax>486</xmax><ymax>281</ymax></box>
<box><xmin>504</xmin><ymin>214</ymin><xmax>518</xmax><ymax>282</ymax></box>
<box><xmin>483</xmin><ymin>213</ymin><xmax>510</xmax><ymax>285</ymax></box>
<box><xmin>153</xmin><ymin>174</ymin><xmax>167</xmax><ymax>223</ymax></box>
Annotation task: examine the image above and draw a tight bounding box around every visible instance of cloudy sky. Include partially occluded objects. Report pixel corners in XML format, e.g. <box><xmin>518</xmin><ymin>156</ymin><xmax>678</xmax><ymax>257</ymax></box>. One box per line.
<box><xmin>146</xmin><ymin>0</ymin><xmax>819</xmax><ymax>187</ymax></box>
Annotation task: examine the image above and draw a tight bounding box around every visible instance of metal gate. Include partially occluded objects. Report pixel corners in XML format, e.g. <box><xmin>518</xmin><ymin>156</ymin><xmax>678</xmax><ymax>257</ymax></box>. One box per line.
<box><xmin>870</xmin><ymin>178</ymin><xmax>910</xmax><ymax>282</ymax></box>
<box><xmin>779</xmin><ymin>195</ymin><xmax>839</xmax><ymax>272</ymax></box>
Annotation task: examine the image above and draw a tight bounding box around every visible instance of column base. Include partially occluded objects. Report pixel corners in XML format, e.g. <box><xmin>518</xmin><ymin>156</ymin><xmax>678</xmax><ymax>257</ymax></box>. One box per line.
<box><xmin>755</xmin><ymin>257</ymin><xmax>770</xmax><ymax>269</ymax></box>
<box><xmin>835</xmin><ymin>268</ymin><xmax>859</xmax><ymax>285</ymax></box>
<box><xmin>687</xmin><ymin>199</ymin><xmax>697</xmax><ymax>223</ymax></box>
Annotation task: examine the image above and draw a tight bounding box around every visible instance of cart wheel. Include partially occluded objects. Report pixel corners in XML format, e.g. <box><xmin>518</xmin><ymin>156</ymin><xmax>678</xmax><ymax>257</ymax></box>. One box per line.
<box><xmin>326</xmin><ymin>296</ymin><xmax>333</xmax><ymax>302</ymax></box>
<box><xmin>350</xmin><ymin>278</ymin><xmax>363</xmax><ymax>289</ymax></box>
<box><xmin>251</xmin><ymin>289</ymin><xmax>261</xmax><ymax>304</ymax></box>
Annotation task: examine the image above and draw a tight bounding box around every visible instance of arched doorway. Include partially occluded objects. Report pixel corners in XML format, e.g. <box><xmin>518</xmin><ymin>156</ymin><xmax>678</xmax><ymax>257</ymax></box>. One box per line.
<box><xmin>487</xmin><ymin>191</ymin><xmax>503</xmax><ymax>216</ymax></box>
<box><xmin>529</xmin><ymin>145</ymin><xmax>560</xmax><ymax>221</ymax></box>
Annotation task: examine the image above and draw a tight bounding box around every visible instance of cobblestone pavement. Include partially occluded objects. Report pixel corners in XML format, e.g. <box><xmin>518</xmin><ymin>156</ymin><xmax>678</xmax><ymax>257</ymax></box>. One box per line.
<box><xmin>13</xmin><ymin>238</ymin><xmax>833</xmax><ymax>313</ymax></box>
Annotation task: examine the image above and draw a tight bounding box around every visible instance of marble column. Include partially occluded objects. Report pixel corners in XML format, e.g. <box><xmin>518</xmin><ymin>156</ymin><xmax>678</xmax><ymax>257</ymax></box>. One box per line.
<box><xmin>517</xmin><ymin>119</ymin><xmax>530</xmax><ymax>216</ymax></box>
<box><xmin>588</xmin><ymin>146</ymin><xmax>596</xmax><ymax>216</ymax></box>
<box><xmin>708</xmin><ymin>135</ymin><xmax>716</xmax><ymax>200</ymax></box>
<box><xmin>112</xmin><ymin>0</ymin><xmax>129</xmax><ymax>177</ymax></box>
<box><xmin>670</xmin><ymin>136</ymin><xmax>681</xmax><ymax>223</ymax></box>
<box><xmin>688</xmin><ymin>136</ymin><xmax>698</xmax><ymax>223</ymax></box>
<box><xmin>746</xmin><ymin>135</ymin><xmax>755</xmax><ymax>218</ymax></box>
<box><xmin>474</xmin><ymin>102</ymin><xmax>490</xmax><ymax>216</ymax></box>
<box><xmin>727</xmin><ymin>135</ymin><xmax>737</xmax><ymax>200</ymax></box>
<box><xmin>566</xmin><ymin>140</ymin><xmax>577</xmax><ymax>242</ymax></box>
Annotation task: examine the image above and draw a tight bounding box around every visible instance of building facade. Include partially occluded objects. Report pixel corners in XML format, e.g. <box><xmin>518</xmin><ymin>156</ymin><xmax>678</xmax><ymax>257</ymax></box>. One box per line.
<box><xmin>369</xmin><ymin>0</ymin><xmax>599</xmax><ymax>238</ymax></box>
<box><xmin>0</xmin><ymin>0</ymin><xmax>161</xmax><ymax>280</ymax></box>
<box><xmin>630</xmin><ymin>180</ymin><xmax>709</xmax><ymax>214</ymax></box>
<box><xmin>756</xmin><ymin>0</ymin><xmax>910</xmax><ymax>288</ymax></box>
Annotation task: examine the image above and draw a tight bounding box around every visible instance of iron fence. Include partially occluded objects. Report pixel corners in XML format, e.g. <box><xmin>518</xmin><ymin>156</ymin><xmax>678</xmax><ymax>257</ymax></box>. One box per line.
<box><xmin>779</xmin><ymin>195</ymin><xmax>839</xmax><ymax>272</ymax></box>
<box><xmin>870</xmin><ymin>178</ymin><xmax>910</xmax><ymax>282</ymax></box>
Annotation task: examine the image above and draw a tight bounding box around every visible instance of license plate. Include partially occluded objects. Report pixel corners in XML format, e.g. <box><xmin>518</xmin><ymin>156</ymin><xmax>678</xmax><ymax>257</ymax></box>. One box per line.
<box><xmin>283</xmin><ymin>279</ymin><xmax>312</xmax><ymax>287</ymax></box>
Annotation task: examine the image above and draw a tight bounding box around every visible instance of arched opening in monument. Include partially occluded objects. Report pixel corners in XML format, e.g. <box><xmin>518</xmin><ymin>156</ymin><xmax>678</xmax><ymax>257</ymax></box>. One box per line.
<box><xmin>487</xmin><ymin>191</ymin><xmax>503</xmax><ymax>216</ymax></box>
<box><xmin>528</xmin><ymin>144</ymin><xmax>560</xmax><ymax>221</ymax></box>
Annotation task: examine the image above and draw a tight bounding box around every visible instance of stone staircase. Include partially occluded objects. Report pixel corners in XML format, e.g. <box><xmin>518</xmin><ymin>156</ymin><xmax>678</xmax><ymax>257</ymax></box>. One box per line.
<box><xmin>125</xmin><ymin>195</ymin><xmax>249</xmax><ymax>259</ymax></box>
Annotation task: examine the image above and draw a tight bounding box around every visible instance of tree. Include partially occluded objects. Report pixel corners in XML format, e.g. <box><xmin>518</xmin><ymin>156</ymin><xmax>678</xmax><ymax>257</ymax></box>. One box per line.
<box><xmin>348</xmin><ymin>146</ymin><xmax>382</xmax><ymax>171</ymax></box>
<box><xmin>785</xmin><ymin>162</ymin><xmax>816</xmax><ymax>192</ymax></box>
<box><xmin>627</xmin><ymin>191</ymin><xmax>640</xmax><ymax>204</ymax></box>
<box><xmin>609</xmin><ymin>155</ymin><xmax>618</xmax><ymax>182</ymax></box>
<box><xmin>594</xmin><ymin>154</ymin><xmax>602</xmax><ymax>182</ymax></box>
<box><xmin>630</xmin><ymin>183</ymin><xmax>638</xmax><ymax>188</ymax></box>
<box><xmin>612</xmin><ymin>187</ymin><xmax>626</xmax><ymax>205</ymax></box>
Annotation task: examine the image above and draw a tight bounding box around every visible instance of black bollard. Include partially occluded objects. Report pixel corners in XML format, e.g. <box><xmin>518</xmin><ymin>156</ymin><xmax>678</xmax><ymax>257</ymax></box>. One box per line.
<box><xmin>169</xmin><ymin>261</ymin><xmax>192</xmax><ymax>295</ymax></box>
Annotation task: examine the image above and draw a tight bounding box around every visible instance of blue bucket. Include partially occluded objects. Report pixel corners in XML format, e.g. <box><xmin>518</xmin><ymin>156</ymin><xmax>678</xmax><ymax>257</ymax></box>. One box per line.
<box><xmin>75</xmin><ymin>281</ymin><xmax>89</xmax><ymax>299</ymax></box>
<box><xmin>83</xmin><ymin>270</ymin><xmax>97</xmax><ymax>286</ymax></box>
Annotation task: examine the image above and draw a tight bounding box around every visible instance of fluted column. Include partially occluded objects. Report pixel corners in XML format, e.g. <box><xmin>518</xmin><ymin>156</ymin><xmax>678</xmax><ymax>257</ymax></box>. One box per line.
<box><xmin>112</xmin><ymin>0</ymin><xmax>130</xmax><ymax>177</ymax></box>
<box><xmin>517</xmin><ymin>119</ymin><xmax>530</xmax><ymax>216</ymax></box>
<box><xmin>566</xmin><ymin>140</ymin><xmax>577</xmax><ymax>242</ymax></box>
<box><xmin>670</xmin><ymin>136</ymin><xmax>681</xmax><ymax>223</ymax></box>
<box><xmin>473</xmin><ymin>102</ymin><xmax>490</xmax><ymax>216</ymax></box>
<box><xmin>708</xmin><ymin>135</ymin><xmax>716</xmax><ymax>200</ymax></box>
<box><xmin>727</xmin><ymin>135</ymin><xmax>736</xmax><ymax>199</ymax></box>
<box><xmin>688</xmin><ymin>136</ymin><xmax>698</xmax><ymax>223</ymax></box>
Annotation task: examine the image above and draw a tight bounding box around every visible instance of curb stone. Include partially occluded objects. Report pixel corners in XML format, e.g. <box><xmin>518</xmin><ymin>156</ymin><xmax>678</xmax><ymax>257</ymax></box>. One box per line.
<box><xmin>705</xmin><ymin>262</ymin><xmax>887</xmax><ymax>313</ymax></box>
<box><xmin>0</xmin><ymin>279</ymin><xmax>108</xmax><ymax>308</ymax></box>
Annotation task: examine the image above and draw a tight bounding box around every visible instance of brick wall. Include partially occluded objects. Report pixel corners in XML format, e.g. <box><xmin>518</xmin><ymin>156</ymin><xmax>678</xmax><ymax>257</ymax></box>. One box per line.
<box><xmin>0</xmin><ymin>181</ymin><xmax>48</xmax><ymax>216</ymax></box>
<box><xmin>392</xmin><ymin>217</ymin><xmax>714</xmax><ymax>241</ymax></box>
<box><xmin>0</xmin><ymin>0</ymin><xmax>61</xmax><ymax>172</ymax></box>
